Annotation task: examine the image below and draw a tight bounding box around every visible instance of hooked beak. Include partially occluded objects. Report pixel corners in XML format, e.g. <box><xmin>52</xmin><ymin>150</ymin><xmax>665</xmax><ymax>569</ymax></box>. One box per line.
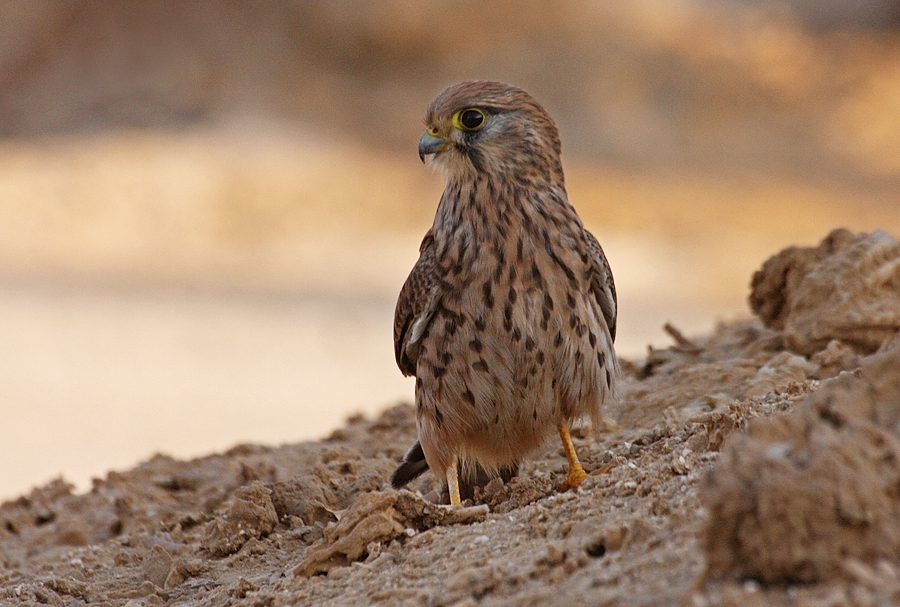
<box><xmin>418</xmin><ymin>130</ymin><xmax>448</xmax><ymax>162</ymax></box>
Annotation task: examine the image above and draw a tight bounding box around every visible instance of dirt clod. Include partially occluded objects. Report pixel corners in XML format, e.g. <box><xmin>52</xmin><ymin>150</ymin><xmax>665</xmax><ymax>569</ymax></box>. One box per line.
<box><xmin>702</xmin><ymin>345</ymin><xmax>900</xmax><ymax>583</ymax></box>
<box><xmin>750</xmin><ymin>228</ymin><xmax>900</xmax><ymax>355</ymax></box>
<box><xmin>268</xmin><ymin>476</ymin><xmax>338</xmax><ymax>527</ymax></box>
<box><xmin>201</xmin><ymin>481</ymin><xmax>278</xmax><ymax>557</ymax></box>
<box><xmin>294</xmin><ymin>490</ymin><xmax>491</xmax><ymax>577</ymax></box>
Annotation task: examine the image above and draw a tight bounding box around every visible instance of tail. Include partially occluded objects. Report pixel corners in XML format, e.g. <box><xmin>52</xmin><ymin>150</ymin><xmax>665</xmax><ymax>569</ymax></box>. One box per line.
<box><xmin>391</xmin><ymin>441</ymin><xmax>430</xmax><ymax>489</ymax></box>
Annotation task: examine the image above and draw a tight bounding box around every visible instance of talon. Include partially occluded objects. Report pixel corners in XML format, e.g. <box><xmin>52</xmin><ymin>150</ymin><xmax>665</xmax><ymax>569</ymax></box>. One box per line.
<box><xmin>558</xmin><ymin>460</ymin><xmax>588</xmax><ymax>492</ymax></box>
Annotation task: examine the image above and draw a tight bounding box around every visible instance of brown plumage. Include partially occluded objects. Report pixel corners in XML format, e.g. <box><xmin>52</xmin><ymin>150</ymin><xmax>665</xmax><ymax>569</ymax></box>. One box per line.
<box><xmin>391</xmin><ymin>81</ymin><xmax>618</xmax><ymax>505</ymax></box>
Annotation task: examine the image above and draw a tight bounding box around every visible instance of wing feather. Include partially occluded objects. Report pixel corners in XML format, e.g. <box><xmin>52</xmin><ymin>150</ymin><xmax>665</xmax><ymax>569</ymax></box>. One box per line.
<box><xmin>394</xmin><ymin>230</ymin><xmax>442</xmax><ymax>376</ymax></box>
<box><xmin>584</xmin><ymin>229</ymin><xmax>617</xmax><ymax>342</ymax></box>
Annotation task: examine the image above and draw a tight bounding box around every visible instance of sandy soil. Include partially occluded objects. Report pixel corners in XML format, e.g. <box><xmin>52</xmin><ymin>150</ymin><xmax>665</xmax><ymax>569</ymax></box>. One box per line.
<box><xmin>2</xmin><ymin>230</ymin><xmax>898</xmax><ymax>607</ymax></box>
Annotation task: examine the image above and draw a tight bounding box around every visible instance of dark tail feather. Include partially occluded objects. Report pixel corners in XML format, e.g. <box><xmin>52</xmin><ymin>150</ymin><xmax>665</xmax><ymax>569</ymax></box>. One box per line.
<box><xmin>391</xmin><ymin>441</ymin><xmax>429</xmax><ymax>489</ymax></box>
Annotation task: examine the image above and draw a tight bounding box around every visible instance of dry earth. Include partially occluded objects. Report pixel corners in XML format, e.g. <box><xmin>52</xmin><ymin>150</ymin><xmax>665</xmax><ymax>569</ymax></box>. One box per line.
<box><xmin>1</xmin><ymin>229</ymin><xmax>899</xmax><ymax>607</ymax></box>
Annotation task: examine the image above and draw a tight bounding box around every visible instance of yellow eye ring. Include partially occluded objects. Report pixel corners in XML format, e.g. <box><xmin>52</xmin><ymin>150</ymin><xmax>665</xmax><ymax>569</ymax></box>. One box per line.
<box><xmin>452</xmin><ymin>108</ymin><xmax>487</xmax><ymax>131</ymax></box>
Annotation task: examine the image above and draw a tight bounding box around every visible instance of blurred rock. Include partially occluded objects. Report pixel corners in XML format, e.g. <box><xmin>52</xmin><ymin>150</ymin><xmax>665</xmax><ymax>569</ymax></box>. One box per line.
<box><xmin>750</xmin><ymin>228</ymin><xmax>900</xmax><ymax>355</ymax></box>
<box><xmin>743</xmin><ymin>351</ymin><xmax>815</xmax><ymax>397</ymax></box>
<box><xmin>141</xmin><ymin>545</ymin><xmax>175</xmax><ymax>589</ymax></box>
<box><xmin>810</xmin><ymin>338</ymin><xmax>862</xmax><ymax>378</ymax></box>
<box><xmin>702</xmin><ymin>343</ymin><xmax>900</xmax><ymax>583</ymax></box>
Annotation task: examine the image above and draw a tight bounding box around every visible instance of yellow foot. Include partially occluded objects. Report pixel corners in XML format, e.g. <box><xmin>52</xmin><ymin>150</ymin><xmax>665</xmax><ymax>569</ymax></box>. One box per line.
<box><xmin>558</xmin><ymin>460</ymin><xmax>588</xmax><ymax>492</ymax></box>
<box><xmin>557</xmin><ymin>424</ymin><xmax>588</xmax><ymax>492</ymax></box>
<box><xmin>446</xmin><ymin>458</ymin><xmax>461</xmax><ymax>507</ymax></box>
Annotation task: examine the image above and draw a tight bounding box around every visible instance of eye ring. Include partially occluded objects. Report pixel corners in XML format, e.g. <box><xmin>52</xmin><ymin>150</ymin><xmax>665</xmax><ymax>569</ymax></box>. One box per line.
<box><xmin>453</xmin><ymin>108</ymin><xmax>486</xmax><ymax>131</ymax></box>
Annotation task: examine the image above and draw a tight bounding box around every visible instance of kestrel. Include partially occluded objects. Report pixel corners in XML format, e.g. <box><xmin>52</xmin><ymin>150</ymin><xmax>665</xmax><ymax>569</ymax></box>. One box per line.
<box><xmin>390</xmin><ymin>81</ymin><xmax>618</xmax><ymax>506</ymax></box>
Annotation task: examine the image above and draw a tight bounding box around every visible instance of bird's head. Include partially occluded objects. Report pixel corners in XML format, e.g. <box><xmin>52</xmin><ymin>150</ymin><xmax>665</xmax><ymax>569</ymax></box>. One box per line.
<box><xmin>418</xmin><ymin>81</ymin><xmax>564</xmax><ymax>184</ymax></box>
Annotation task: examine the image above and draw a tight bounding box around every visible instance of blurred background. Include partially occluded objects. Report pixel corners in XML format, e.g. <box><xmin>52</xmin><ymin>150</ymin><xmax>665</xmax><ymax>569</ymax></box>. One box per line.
<box><xmin>2</xmin><ymin>0</ymin><xmax>900</xmax><ymax>500</ymax></box>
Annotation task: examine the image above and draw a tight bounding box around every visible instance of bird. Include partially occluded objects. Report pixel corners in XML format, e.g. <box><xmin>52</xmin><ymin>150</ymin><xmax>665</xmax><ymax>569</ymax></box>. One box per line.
<box><xmin>390</xmin><ymin>81</ymin><xmax>618</xmax><ymax>507</ymax></box>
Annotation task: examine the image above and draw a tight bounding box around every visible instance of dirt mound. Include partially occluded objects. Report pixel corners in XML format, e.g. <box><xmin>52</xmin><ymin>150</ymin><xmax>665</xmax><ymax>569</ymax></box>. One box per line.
<box><xmin>750</xmin><ymin>227</ymin><xmax>900</xmax><ymax>355</ymax></box>
<box><xmin>702</xmin><ymin>342</ymin><xmax>900</xmax><ymax>584</ymax></box>
<box><xmin>1</xmin><ymin>230</ymin><xmax>899</xmax><ymax>606</ymax></box>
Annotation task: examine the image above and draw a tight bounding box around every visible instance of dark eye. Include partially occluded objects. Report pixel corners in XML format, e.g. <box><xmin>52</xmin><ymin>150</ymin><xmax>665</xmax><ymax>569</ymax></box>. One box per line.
<box><xmin>458</xmin><ymin>109</ymin><xmax>485</xmax><ymax>130</ymax></box>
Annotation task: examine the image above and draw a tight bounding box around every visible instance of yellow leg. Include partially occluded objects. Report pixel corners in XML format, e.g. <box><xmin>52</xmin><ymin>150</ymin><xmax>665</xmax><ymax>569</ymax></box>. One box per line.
<box><xmin>558</xmin><ymin>424</ymin><xmax>588</xmax><ymax>491</ymax></box>
<box><xmin>446</xmin><ymin>457</ymin><xmax>461</xmax><ymax>506</ymax></box>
